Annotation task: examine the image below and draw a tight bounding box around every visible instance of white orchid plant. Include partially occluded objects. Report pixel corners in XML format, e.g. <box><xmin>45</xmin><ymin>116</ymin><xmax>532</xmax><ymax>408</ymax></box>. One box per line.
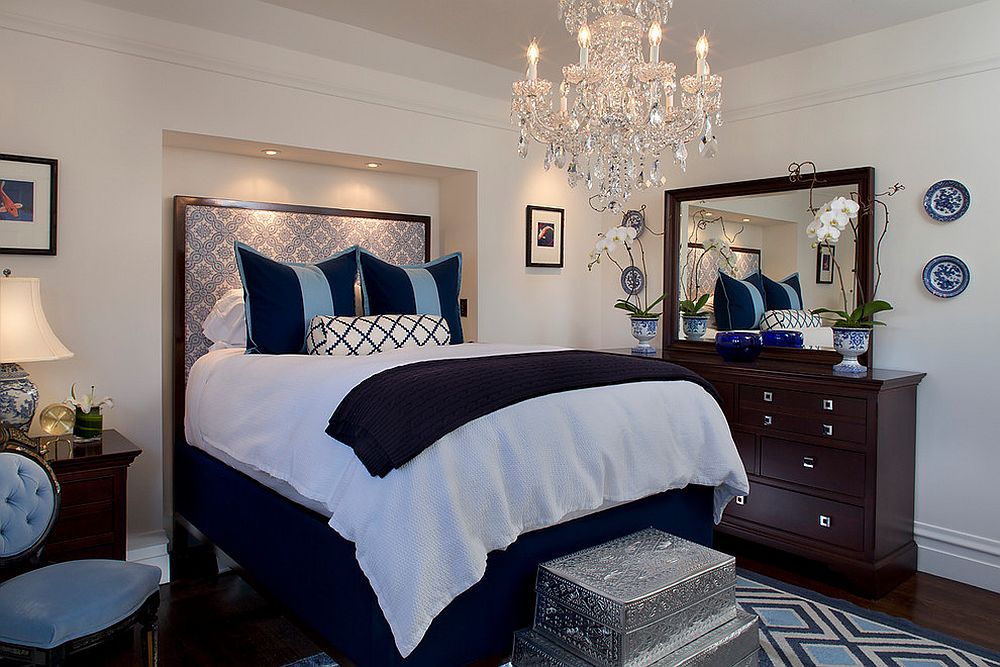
<box><xmin>588</xmin><ymin>224</ymin><xmax>667</xmax><ymax>319</ymax></box>
<box><xmin>807</xmin><ymin>195</ymin><xmax>892</xmax><ymax>329</ymax></box>
<box><xmin>65</xmin><ymin>384</ymin><xmax>114</xmax><ymax>414</ymax></box>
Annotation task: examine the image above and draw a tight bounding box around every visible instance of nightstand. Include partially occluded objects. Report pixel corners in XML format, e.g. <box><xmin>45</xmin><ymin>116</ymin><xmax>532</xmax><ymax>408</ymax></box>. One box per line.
<box><xmin>37</xmin><ymin>429</ymin><xmax>142</xmax><ymax>563</ymax></box>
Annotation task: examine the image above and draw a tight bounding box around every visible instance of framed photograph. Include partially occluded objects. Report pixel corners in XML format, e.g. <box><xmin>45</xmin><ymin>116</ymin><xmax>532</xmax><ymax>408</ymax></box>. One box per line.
<box><xmin>525</xmin><ymin>205</ymin><xmax>565</xmax><ymax>268</ymax></box>
<box><xmin>816</xmin><ymin>244</ymin><xmax>835</xmax><ymax>284</ymax></box>
<box><xmin>0</xmin><ymin>154</ymin><xmax>58</xmax><ymax>255</ymax></box>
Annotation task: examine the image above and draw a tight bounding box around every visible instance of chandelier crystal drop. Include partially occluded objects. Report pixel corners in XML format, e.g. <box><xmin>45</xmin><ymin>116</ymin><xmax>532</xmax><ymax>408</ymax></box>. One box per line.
<box><xmin>512</xmin><ymin>0</ymin><xmax>723</xmax><ymax>212</ymax></box>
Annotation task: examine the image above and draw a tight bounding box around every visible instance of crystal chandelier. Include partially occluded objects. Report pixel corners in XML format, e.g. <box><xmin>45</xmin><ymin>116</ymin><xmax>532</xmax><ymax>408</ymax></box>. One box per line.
<box><xmin>511</xmin><ymin>0</ymin><xmax>722</xmax><ymax>213</ymax></box>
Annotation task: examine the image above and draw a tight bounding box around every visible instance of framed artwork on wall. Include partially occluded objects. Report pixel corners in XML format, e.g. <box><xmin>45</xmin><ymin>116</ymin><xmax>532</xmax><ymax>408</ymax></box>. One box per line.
<box><xmin>525</xmin><ymin>205</ymin><xmax>565</xmax><ymax>268</ymax></box>
<box><xmin>816</xmin><ymin>244</ymin><xmax>835</xmax><ymax>284</ymax></box>
<box><xmin>0</xmin><ymin>154</ymin><xmax>57</xmax><ymax>255</ymax></box>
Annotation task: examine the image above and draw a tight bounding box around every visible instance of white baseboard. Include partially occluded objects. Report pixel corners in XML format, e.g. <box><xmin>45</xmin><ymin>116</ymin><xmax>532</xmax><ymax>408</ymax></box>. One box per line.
<box><xmin>915</xmin><ymin>521</ymin><xmax>1000</xmax><ymax>594</ymax></box>
<box><xmin>127</xmin><ymin>530</ymin><xmax>171</xmax><ymax>584</ymax></box>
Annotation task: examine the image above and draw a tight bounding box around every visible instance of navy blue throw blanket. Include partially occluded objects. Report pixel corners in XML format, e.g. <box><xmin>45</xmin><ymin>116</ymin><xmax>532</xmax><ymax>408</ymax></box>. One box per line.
<box><xmin>326</xmin><ymin>350</ymin><xmax>720</xmax><ymax>478</ymax></box>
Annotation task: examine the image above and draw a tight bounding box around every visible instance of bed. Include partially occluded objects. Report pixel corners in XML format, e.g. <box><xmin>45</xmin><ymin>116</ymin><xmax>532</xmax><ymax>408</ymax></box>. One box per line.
<box><xmin>171</xmin><ymin>196</ymin><xmax>749</xmax><ymax>666</ymax></box>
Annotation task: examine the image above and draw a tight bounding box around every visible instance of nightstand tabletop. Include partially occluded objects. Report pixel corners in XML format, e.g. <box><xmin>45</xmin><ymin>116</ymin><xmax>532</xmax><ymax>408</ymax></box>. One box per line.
<box><xmin>39</xmin><ymin>429</ymin><xmax>142</xmax><ymax>471</ymax></box>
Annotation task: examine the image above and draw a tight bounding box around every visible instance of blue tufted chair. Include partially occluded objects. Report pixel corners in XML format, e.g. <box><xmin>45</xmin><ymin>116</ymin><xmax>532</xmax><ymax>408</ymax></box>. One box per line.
<box><xmin>0</xmin><ymin>431</ymin><xmax>160</xmax><ymax>666</ymax></box>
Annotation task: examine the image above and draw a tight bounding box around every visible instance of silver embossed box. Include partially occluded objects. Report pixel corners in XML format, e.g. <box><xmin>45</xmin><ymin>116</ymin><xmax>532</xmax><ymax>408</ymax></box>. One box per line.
<box><xmin>513</xmin><ymin>611</ymin><xmax>759</xmax><ymax>667</ymax></box>
<box><xmin>533</xmin><ymin>528</ymin><xmax>736</xmax><ymax>667</ymax></box>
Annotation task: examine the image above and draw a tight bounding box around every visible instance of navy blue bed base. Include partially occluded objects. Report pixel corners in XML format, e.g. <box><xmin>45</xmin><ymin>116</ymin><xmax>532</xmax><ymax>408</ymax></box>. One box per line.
<box><xmin>174</xmin><ymin>441</ymin><xmax>716</xmax><ymax>666</ymax></box>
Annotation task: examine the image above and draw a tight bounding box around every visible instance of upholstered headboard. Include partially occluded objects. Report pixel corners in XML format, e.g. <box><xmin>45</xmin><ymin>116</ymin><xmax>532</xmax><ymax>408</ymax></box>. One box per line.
<box><xmin>172</xmin><ymin>196</ymin><xmax>430</xmax><ymax>430</ymax></box>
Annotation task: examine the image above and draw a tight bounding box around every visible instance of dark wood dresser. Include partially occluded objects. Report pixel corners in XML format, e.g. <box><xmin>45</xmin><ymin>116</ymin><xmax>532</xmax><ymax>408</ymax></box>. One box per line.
<box><xmin>672</xmin><ymin>356</ymin><xmax>924</xmax><ymax>597</ymax></box>
<box><xmin>40</xmin><ymin>430</ymin><xmax>141</xmax><ymax>563</ymax></box>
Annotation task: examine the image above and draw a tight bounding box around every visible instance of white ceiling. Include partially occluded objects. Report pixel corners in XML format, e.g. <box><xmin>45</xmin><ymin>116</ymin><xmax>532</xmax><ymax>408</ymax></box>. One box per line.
<box><xmin>258</xmin><ymin>0</ymin><xmax>987</xmax><ymax>73</ymax></box>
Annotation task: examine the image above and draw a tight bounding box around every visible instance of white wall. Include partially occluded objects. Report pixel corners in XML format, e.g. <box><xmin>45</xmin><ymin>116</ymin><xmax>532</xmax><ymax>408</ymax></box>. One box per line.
<box><xmin>619</xmin><ymin>1</ymin><xmax>1000</xmax><ymax>591</ymax></box>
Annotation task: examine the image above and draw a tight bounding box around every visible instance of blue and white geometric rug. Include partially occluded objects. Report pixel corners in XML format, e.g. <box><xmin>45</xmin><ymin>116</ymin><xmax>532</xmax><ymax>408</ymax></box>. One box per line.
<box><xmin>286</xmin><ymin>572</ymin><xmax>1000</xmax><ymax>667</ymax></box>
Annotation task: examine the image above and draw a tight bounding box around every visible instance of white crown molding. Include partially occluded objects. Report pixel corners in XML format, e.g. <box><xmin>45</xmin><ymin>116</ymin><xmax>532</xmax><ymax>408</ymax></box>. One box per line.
<box><xmin>915</xmin><ymin>521</ymin><xmax>1000</xmax><ymax>594</ymax></box>
<box><xmin>0</xmin><ymin>6</ymin><xmax>513</xmax><ymax>132</ymax></box>
<box><xmin>726</xmin><ymin>53</ymin><xmax>1000</xmax><ymax>123</ymax></box>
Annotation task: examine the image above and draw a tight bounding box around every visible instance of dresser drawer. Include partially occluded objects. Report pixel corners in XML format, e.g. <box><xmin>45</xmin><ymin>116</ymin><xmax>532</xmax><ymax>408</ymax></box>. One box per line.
<box><xmin>760</xmin><ymin>438</ymin><xmax>866</xmax><ymax>497</ymax></box>
<box><xmin>725</xmin><ymin>483</ymin><xmax>864</xmax><ymax>551</ymax></box>
<box><xmin>741</xmin><ymin>407</ymin><xmax>867</xmax><ymax>445</ymax></box>
<box><xmin>740</xmin><ymin>385</ymin><xmax>867</xmax><ymax>421</ymax></box>
<box><xmin>733</xmin><ymin>430</ymin><xmax>757</xmax><ymax>475</ymax></box>
<box><xmin>58</xmin><ymin>475</ymin><xmax>115</xmax><ymax>508</ymax></box>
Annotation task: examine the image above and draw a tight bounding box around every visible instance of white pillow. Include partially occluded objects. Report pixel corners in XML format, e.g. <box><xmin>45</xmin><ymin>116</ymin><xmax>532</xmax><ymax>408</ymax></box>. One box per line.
<box><xmin>306</xmin><ymin>314</ymin><xmax>450</xmax><ymax>357</ymax></box>
<box><xmin>759</xmin><ymin>309</ymin><xmax>824</xmax><ymax>331</ymax></box>
<box><xmin>202</xmin><ymin>289</ymin><xmax>246</xmax><ymax>347</ymax></box>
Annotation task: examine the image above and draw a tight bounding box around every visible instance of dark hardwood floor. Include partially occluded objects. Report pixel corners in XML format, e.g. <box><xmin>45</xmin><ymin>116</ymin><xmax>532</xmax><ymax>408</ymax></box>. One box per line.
<box><xmin>22</xmin><ymin>544</ymin><xmax>1000</xmax><ymax>667</ymax></box>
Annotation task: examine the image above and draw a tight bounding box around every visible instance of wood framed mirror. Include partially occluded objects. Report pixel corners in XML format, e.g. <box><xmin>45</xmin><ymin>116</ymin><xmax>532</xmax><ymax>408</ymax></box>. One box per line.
<box><xmin>662</xmin><ymin>167</ymin><xmax>875</xmax><ymax>368</ymax></box>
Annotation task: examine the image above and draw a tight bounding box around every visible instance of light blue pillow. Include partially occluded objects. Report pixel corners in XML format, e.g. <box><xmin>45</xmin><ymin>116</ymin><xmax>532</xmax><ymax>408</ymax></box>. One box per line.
<box><xmin>761</xmin><ymin>272</ymin><xmax>804</xmax><ymax>311</ymax></box>
<box><xmin>714</xmin><ymin>271</ymin><xmax>766</xmax><ymax>331</ymax></box>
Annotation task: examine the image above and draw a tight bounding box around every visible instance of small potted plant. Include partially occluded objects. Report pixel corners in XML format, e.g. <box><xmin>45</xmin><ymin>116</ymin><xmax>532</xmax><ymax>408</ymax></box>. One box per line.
<box><xmin>679</xmin><ymin>293</ymin><xmax>711</xmax><ymax>340</ymax></box>
<box><xmin>589</xmin><ymin>225</ymin><xmax>667</xmax><ymax>355</ymax></box>
<box><xmin>806</xmin><ymin>195</ymin><xmax>894</xmax><ymax>374</ymax></box>
<box><xmin>65</xmin><ymin>384</ymin><xmax>113</xmax><ymax>440</ymax></box>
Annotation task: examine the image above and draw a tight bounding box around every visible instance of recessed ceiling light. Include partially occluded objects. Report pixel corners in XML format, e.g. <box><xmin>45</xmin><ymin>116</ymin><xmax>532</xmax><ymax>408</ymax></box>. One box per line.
<box><xmin>366</xmin><ymin>162</ymin><xmax>382</xmax><ymax>169</ymax></box>
<box><xmin>742</xmin><ymin>218</ymin><xmax>751</xmax><ymax>223</ymax></box>
<box><xmin>261</xmin><ymin>149</ymin><xmax>280</xmax><ymax>156</ymax></box>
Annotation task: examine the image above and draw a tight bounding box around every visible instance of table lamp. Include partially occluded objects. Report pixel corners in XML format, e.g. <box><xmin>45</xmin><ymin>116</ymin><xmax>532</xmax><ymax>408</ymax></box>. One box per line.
<box><xmin>0</xmin><ymin>272</ymin><xmax>73</xmax><ymax>431</ymax></box>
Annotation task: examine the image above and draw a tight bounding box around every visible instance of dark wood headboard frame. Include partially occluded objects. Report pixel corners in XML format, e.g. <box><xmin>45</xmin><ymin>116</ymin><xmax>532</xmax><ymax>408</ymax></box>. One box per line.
<box><xmin>171</xmin><ymin>196</ymin><xmax>431</xmax><ymax>441</ymax></box>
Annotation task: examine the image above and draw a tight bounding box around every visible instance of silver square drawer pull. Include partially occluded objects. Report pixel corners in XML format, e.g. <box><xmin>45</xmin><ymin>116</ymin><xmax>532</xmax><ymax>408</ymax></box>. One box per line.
<box><xmin>735</xmin><ymin>496</ymin><xmax>745</xmax><ymax>506</ymax></box>
<box><xmin>763</xmin><ymin>391</ymin><xmax>773</xmax><ymax>402</ymax></box>
<box><xmin>763</xmin><ymin>415</ymin><xmax>773</xmax><ymax>427</ymax></box>
<box><xmin>802</xmin><ymin>456</ymin><xmax>815</xmax><ymax>469</ymax></box>
<box><xmin>823</xmin><ymin>399</ymin><xmax>835</xmax><ymax>411</ymax></box>
<box><xmin>819</xmin><ymin>515</ymin><xmax>832</xmax><ymax>528</ymax></box>
<box><xmin>822</xmin><ymin>424</ymin><xmax>834</xmax><ymax>436</ymax></box>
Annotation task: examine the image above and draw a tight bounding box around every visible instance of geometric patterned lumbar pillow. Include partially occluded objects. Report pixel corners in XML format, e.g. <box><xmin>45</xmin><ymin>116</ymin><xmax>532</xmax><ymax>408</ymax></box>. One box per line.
<box><xmin>305</xmin><ymin>314</ymin><xmax>451</xmax><ymax>356</ymax></box>
<box><xmin>759</xmin><ymin>309</ymin><xmax>825</xmax><ymax>331</ymax></box>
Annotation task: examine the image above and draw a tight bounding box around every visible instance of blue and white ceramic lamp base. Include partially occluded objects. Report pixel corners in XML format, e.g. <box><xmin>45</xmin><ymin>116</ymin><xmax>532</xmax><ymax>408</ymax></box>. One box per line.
<box><xmin>0</xmin><ymin>363</ymin><xmax>39</xmax><ymax>431</ymax></box>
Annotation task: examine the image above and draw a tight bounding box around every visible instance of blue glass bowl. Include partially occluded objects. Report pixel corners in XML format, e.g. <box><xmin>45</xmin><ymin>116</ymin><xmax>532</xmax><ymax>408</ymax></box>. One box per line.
<box><xmin>761</xmin><ymin>330</ymin><xmax>804</xmax><ymax>348</ymax></box>
<box><xmin>715</xmin><ymin>332</ymin><xmax>763</xmax><ymax>362</ymax></box>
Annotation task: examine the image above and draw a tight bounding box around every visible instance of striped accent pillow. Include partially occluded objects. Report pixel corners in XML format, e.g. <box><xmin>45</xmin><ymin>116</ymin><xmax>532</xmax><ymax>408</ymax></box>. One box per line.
<box><xmin>359</xmin><ymin>250</ymin><xmax>464</xmax><ymax>344</ymax></box>
<box><xmin>760</xmin><ymin>309</ymin><xmax>825</xmax><ymax>330</ymax></box>
<box><xmin>235</xmin><ymin>242</ymin><xmax>359</xmax><ymax>355</ymax></box>
<box><xmin>714</xmin><ymin>271</ymin><xmax>766</xmax><ymax>330</ymax></box>
<box><xmin>762</xmin><ymin>273</ymin><xmax>804</xmax><ymax>310</ymax></box>
<box><xmin>306</xmin><ymin>314</ymin><xmax>451</xmax><ymax>356</ymax></box>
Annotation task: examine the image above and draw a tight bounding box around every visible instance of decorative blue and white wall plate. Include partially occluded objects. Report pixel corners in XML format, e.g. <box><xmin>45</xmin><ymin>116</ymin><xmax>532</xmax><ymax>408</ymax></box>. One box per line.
<box><xmin>620</xmin><ymin>265</ymin><xmax>645</xmax><ymax>296</ymax></box>
<box><xmin>923</xmin><ymin>180</ymin><xmax>970</xmax><ymax>222</ymax></box>
<box><xmin>922</xmin><ymin>255</ymin><xmax>970</xmax><ymax>298</ymax></box>
<box><xmin>622</xmin><ymin>209</ymin><xmax>645</xmax><ymax>238</ymax></box>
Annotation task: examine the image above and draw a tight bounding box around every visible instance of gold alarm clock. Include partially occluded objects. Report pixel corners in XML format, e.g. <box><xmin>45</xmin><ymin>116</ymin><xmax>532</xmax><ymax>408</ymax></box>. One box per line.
<box><xmin>39</xmin><ymin>403</ymin><xmax>76</xmax><ymax>436</ymax></box>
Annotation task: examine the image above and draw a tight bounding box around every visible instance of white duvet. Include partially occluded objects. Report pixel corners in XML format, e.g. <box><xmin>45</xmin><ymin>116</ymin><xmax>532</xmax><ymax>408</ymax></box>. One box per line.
<box><xmin>185</xmin><ymin>343</ymin><xmax>749</xmax><ymax>657</ymax></box>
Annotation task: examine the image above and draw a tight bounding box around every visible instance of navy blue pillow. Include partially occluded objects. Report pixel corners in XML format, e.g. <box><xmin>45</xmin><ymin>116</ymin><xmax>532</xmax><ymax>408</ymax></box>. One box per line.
<box><xmin>359</xmin><ymin>250</ymin><xmax>464</xmax><ymax>344</ymax></box>
<box><xmin>235</xmin><ymin>242</ymin><xmax>359</xmax><ymax>354</ymax></box>
<box><xmin>714</xmin><ymin>271</ymin><xmax>766</xmax><ymax>331</ymax></box>
<box><xmin>761</xmin><ymin>272</ymin><xmax>804</xmax><ymax>310</ymax></box>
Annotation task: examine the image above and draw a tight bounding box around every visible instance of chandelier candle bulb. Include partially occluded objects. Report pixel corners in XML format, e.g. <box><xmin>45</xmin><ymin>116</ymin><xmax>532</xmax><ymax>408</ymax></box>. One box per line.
<box><xmin>696</xmin><ymin>32</ymin><xmax>710</xmax><ymax>77</ymax></box>
<box><xmin>648</xmin><ymin>21</ymin><xmax>662</xmax><ymax>64</ymax></box>
<box><xmin>578</xmin><ymin>23</ymin><xmax>591</xmax><ymax>68</ymax></box>
<box><xmin>527</xmin><ymin>40</ymin><xmax>540</xmax><ymax>82</ymax></box>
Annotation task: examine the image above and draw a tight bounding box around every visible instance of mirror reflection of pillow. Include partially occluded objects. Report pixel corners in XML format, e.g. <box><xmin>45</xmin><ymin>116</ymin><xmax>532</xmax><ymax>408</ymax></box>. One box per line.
<box><xmin>761</xmin><ymin>273</ymin><xmax>804</xmax><ymax>310</ymax></box>
<box><xmin>760</xmin><ymin>309</ymin><xmax>824</xmax><ymax>330</ymax></box>
<box><xmin>203</xmin><ymin>288</ymin><xmax>246</xmax><ymax>348</ymax></box>
<box><xmin>714</xmin><ymin>271</ymin><xmax>765</xmax><ymax>331</ymax></box>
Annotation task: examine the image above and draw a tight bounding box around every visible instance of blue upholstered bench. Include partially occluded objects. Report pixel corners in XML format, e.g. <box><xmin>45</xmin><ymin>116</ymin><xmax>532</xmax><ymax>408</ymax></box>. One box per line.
<box><xmin>0</xmin><ymin>426</ymin><xmax>160</xmax><ymax>666</ymax></box>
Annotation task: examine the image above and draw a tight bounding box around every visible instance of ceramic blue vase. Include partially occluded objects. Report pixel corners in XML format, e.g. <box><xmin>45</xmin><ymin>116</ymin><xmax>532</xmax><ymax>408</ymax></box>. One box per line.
<box><xmin>681</xmin><ymin>315</ymin><xmax>709</xmax><ymax>340</ymax></box>
<box><xmin>630</xmin><ymin>316</ymin><xmax>659</xmax><ymax>356</ymax></box>
<box><xmin>761</xmin><ymin>330</ymin><xmax>804</xmax><ymax>348</ymax></box>
<box><xmin>832</xmin><ymin>327</ymin><xmax>871</xmax><ymax>374</ymax></box>
<box><xmin>715</xmin><ymin>332</ymin><xmax>763</xmax><ymax>362</ymax></box>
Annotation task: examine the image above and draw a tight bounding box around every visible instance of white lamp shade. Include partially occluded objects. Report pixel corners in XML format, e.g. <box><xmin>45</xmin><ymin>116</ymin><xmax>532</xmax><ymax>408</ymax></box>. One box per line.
<box><xmin>0</xmin><ymin>277</ymin><xmax>73</xmax><ymax>363</ymax></box>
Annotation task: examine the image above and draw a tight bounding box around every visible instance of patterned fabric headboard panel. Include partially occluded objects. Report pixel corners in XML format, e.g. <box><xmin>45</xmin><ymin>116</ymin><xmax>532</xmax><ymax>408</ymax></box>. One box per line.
<box><xmin>177</xmin><ymin>197</ymin><xmax>430</xmax><ymax>377</ymax></box>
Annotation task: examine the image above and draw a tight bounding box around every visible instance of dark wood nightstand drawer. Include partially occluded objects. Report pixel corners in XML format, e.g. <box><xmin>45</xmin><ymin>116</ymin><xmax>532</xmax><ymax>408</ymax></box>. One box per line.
<box><xmin>760</xmin><ymin>438</ymin><xmax>866</xmax><ymax>497</ymax></box>
<box><xmin>740</xmin><ymin>385</ymin><xmax>867</xmax><ymax>421</ymax></box>
<box><xmin>58</xmin><ymin>474</ymin><xmax>115</xmax><ymax>508</ymax></box>
<box><xmin>727</xmin><ymin>483</ymin><xmax>864</xmax><ymax>551</ymax></box>
<box><xmin>741</xmin><ymin>407</ymin><xmax>867</xmax><ymax>445</ymax></box>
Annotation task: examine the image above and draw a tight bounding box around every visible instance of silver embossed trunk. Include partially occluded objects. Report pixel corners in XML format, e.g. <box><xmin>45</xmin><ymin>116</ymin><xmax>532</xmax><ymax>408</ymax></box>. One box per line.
<box><xmin>513</xmin><ymin>610</ymin><xmax>759</xmax><ymax>667</ymax></box>
<box><xmin>533</xmin><ymin>528</ymin><xmax>736</xmax><ymax>667</ymax></box>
